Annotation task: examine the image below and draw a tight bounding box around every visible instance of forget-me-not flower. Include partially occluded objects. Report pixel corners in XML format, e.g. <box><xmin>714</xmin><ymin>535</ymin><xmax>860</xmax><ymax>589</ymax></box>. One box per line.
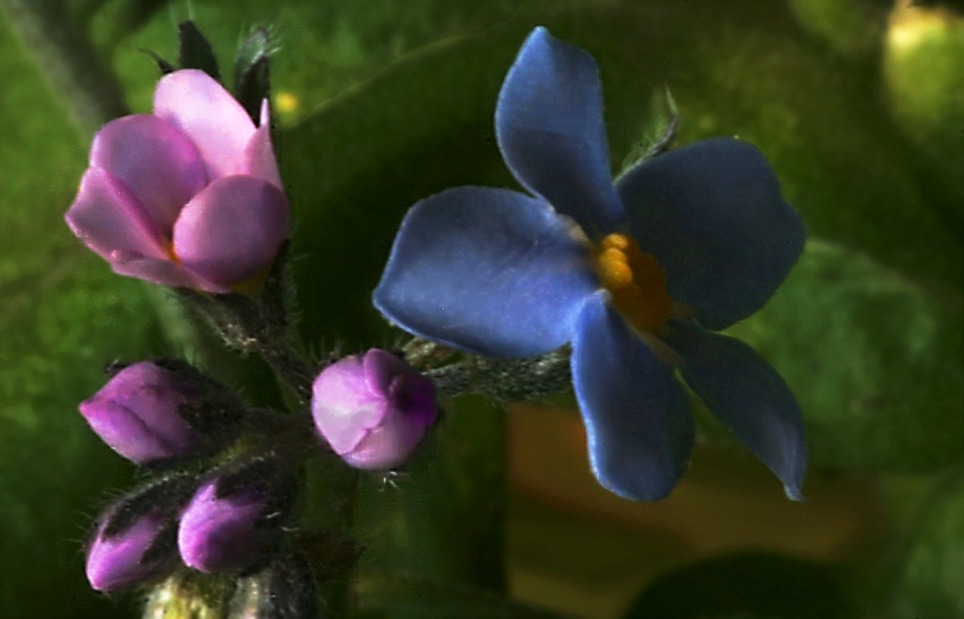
<box><xmin>374</xmin><ymin>27</ymin><xmax>807</xmax><ymax>501</ymax></box>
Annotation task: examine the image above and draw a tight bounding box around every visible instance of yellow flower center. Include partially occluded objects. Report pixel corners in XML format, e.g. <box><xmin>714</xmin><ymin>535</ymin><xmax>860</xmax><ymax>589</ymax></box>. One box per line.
<box><xmin>591</xmin><ymin>233</ymin><xmax>672</xmax><ymax>334</ymax></box>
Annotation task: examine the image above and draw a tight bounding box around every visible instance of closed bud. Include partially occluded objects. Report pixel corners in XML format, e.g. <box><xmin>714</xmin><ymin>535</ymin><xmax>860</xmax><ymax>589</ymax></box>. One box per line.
<box><xmin>311</xmin><ymin>349</ymin><xmax>438</xmax><ymax>470</ymax></box>
<box><xmin>178</xmin><ymin>457</ymin><xmax>297</xmax><ymax>573</ymax></box>
<box><xmin>79</xmin><ymin>359</ymin><xmax>243</xmax><ymax>465</ymax></box>
<box><xmin>85</xmin><ymin>476</ymin><xmax>191</xmax><ymax>592</ymax></box>
<box><xmin>227</xmin><ymin>553</ymin><xmax>319</xmax><ymax>619</ymax></box>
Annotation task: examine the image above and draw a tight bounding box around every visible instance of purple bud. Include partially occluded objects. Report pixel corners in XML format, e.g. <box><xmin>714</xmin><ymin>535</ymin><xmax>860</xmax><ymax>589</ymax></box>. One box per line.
<box><xmin>79</xmin><ymin>361</ymin><xmax>204</xmax><ymax>464</ymax></box>
<box><xmin>64</xmin><ymin>69</ymin><xmax>289</xmax><ymax>292</ymax></box>
<box><xmin>311</xmin><ymin>349</ymin><xmax>438</xmax><ymax>470</ymax></box>
<box><xmin>86</xmin><ymin>511</ymin><xmax>174</xmax><ymax>593</ymax></box>
<box><xmin>177</xmin><ymin>461</ymin><xmax>294</xmax><ymax>573</ymax></box>
<box><xmin>85</xmin><ymin>478</ymin><xmax>188</xmax><ymax>592</ymax></box>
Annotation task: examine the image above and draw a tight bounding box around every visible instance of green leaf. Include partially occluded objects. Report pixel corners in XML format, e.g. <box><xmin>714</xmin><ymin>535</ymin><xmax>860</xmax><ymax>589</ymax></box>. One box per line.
<box><xmin>233</xmin><ymin>25</ymin><xmax>272</xmax><ymax>124</ymax></box>
<box><xmin>872</xmin><ymin>473</ymin><xmax>964</xmax><ymax>619</ymax></box>
<box><xmin>355</xmin><ymin>395</ymin><xmax>507</xmax><ymax>604</ymax></box>
<box><xmin>177</xmin><ymin>20</ymin><xmax>221</xmax><ymax>81</ymax></box>
<box><xmin>728</xmin><ymin>239</ymin><xmax>964</xmax><ymax>472</ymax></box>
<box><xmin>621</xmin><ymin>552</ymin><xmax>851</xmax><ymax>619</ymax></box>
<box><xmin>0</xmin><ymin>11</ymin><xmax>168</xmax><ymax>617</ymax></box>
<box><xmin>279</xmin><ymin>27</ymin><xmax>527</xmax><ymax>349</ymax></box>
<box><xmin>356</xmin><ymin>570</ymin><xmax>566</xmax><ymax>619</ymax></box>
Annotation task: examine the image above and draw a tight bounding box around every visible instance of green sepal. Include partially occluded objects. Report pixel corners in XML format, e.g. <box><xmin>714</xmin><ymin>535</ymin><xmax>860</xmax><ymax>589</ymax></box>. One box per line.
<box><xmin>233</xmin><ymin>26</ymin><xmax>272</xmax><ymax>125</ymax></box>
<box><xmin>177</xmin><ymin>21</ymin><xmax>221</xmax><ymax>82</ymax></box>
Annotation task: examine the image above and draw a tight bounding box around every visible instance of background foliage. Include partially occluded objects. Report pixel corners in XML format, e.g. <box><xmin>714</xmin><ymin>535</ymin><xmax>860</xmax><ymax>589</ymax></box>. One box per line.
<box><xmin>0</xmin><ymin>0</ymin><xmax>960</xmax><ymax>617</ymax></box>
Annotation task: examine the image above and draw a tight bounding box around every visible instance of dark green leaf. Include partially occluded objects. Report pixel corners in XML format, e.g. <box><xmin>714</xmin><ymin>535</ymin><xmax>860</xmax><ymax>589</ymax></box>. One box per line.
<box><xmin>233</xmin><ymin>25</ymin><xmax>272</xmax><ymax>125</ymax></box>
<box><xmin>870</xmin><ymin>473</ymin><xmax>964</xmax><ymax>619</ymax></box>
<box><xmin>177</xmin><ymin>20</ymin><xmax>221</xmax><ymax>81</ymax></box>
<box><xmin>622</xmin><ymin>552</ymin><xmax>851</xmax><ymax>619</ymax></box>
<box><xmin>728</xmin><ymin>240</ymin><xmax>964</xmax><ymax>472</ymax></box>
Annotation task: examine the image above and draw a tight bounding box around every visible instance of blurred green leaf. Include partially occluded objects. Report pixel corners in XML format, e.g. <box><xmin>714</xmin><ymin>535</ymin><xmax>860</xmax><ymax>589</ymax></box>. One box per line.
<box><xmin>355</xmin><ymin>395</ymin><xmax>507</xmax><ymax>616</ymax></box>
<box><xmin>356</xmin><ymin>570</ymin><xmax>565</xmax><ymax>619</ymax></box>
<box><xmin>788</xmin><ymin>0</ymin><xmax>887</xmax><ymax>56</ymax></box>
<box><xmin>621</xmin><ymin>552</ymin><xmax>851</xmax><ymax>619</ymax></box>
<box><xmin>0</xmin><ymin>10</ymin><xmax>164</xmax><ymax>618</ymax></box>
<box><xmin>884</xmin><ymin>6</ymin><xmax>964</xmax><ymax>211</ymax></box>
<box><xmin>875</xmin><ymin>473</ymin><xmax>964</xmax><ymax>619</ymax></box>
<box><xmin>280</xmin><ymin>28</ymin><xmax>526</xmax><ymax>349</ymax></box>
<box><xmin>729</xmin><ymin>239</ymin><xmax>964</xmax><ymax>472</ymax></box>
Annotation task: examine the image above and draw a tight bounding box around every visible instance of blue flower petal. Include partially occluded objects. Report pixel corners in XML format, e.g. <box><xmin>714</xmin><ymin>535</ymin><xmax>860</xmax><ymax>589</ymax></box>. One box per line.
<box><xmin>495</xmin><ymin>27</ymin><xmax>625</xmax><ymax>237</ymax></box>
<box><xmin>373</xmin><ymin>186</ymin><xmax>599</xmax><ymax>358</ymax></box>
<box><xmin>666</xmin><ymin>320</ymin><xmax>807</xmax><ymax>500</ymax></box>
<box><xmin>616</xmin><ymin>139</ymin><xmax>805</xmax><ymax>329</ymax></box>
<box><xmin>572</xmin><ymin>293</ymin><xmax>694</xmax><ymax>501</ymax></box>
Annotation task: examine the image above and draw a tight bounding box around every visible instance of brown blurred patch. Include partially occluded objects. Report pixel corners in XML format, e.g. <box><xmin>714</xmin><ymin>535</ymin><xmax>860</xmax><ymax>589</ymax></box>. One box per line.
<box><xmin>507</xmin><ymin>404</ymin><xmax>882</xmax><ymax>618</ymax></box>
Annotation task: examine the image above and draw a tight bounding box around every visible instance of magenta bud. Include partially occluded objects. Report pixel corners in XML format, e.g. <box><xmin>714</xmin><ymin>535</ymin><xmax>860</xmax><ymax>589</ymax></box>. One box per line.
<box><xmin>311</xmin><ymin>349</ymin><xmax>438</xmax><ymax>470</ymax></box>
<box><xmin>64</xmin><ymin>69</ymin><xmax>289</xmax><ymax>292</ymax></box>
<box><xmin>79</xmin><ymin>361</ymin><xmax>206</xmax><ymax>464</ymax></box>
<box><xmin>177</xmin><ymin>461</ymin><xmax>294</xmax><ymax>573</ymax></box>
<box><xmin>85</xmin><ymin>478</ymin><xmax>188</xmax><ymax>592</ymax></box>
<box><xmin>86</xmin><ymin>511</ymin><xmax>173</xmax><ymax>593</ymax></box>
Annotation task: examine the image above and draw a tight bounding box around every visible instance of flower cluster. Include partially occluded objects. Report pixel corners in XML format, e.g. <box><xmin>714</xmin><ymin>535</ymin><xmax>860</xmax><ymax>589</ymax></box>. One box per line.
<box><xmin>81</xmin><ymin>353</ymin><xmax>433</xmax><ymax>594</ymax></box>
<box><xmin>67</xmin><ymin>20</ymin><xmax>807</xmax><ymax>614</ymax></box>
<box><xmin>80</xmin><ymin>360</ymin><xmax>295</xmax><ymax>592</ymax></box>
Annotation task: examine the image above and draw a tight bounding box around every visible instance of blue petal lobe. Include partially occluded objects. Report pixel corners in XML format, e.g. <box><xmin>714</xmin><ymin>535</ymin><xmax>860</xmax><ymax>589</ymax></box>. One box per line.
<box><xmin>373</xmin><ymin>186</ymin><xmax>598</xmax><ymax>358</ymax></box>
<box><xmin>496</xmin><ymin>27</ymin><xmax>625</xmax><ymax>237</ymax></box>
<box><xmin>616</xmin><ymin>138</ymin><xmax>805</xmax><ymax>329</ymax></box>
<box><xmin>667</xmin><ymin>320</ymin><xmax>807</xmax><ymax>500</ymax></box>
<box><xmin>571</xmin><ymin>293</ymin><xmax>694</xmax><ymax>501</ymax></box>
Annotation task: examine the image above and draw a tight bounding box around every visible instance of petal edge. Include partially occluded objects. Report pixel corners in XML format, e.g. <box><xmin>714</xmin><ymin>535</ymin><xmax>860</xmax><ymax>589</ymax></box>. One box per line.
<box><xmin>572</xmin><ymin>293</ymin><xmax>694</xmax><ymax>500</ymax></box>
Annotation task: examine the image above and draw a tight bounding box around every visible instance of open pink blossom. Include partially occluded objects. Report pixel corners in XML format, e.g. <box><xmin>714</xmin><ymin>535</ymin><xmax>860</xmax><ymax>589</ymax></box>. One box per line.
<box><xmin>65</xmin><ymin>69</ymin><xmax>289</xmax><ymax>292</ymax></box>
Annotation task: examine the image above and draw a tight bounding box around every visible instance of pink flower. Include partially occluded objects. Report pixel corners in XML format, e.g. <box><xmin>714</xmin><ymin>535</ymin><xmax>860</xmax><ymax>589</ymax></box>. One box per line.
<box><xmin>65</xmin><ymin>69</ymin><xmax>289</xmax><ymax>292</ymax></box>
<box><xmin>311</xmin><ymin>349</ymin><xmax>438</xmax><ymax>470</ymax></box>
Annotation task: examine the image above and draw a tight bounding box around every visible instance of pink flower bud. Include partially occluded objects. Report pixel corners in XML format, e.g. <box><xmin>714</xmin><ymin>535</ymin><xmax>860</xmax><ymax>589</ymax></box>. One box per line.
<box><xmin>84</xmin><ymin>477</ymin><xmax>188</xmax><ymax>592</ymax></box>
<box><xmin>79</xmin><ymin>359</ymin><xmax>242</xmax><ymax>465</ymax></box>
<box><xmin>311</xmin><ymin>349</ymin><xmax>438</xmax><ymax>470</ymax></box>
<box><xmin>86</xmin><ymin>510</ymin><xmax>174</xmax><ymax>592</ymax></box>
<box><xmin>65</xmin><ymin>69</ymin><xmax>289</xmax><ymax>292</ymax></box>
<box><xmin>177</xmin><ymin>460</ymin><xmax>295</xmax><ymax>573</ymax></box>
<box><xmin>79</xmin><ymin>361</ymin><xmax>204</xmax><ymax>464</ymax></box>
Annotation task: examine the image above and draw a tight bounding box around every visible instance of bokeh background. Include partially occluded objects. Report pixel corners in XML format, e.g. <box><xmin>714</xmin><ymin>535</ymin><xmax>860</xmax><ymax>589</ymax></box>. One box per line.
<box><xmin>1</xmin><ymin>0</ymin><xmax>961</xmax><ymax>617</ymax></box>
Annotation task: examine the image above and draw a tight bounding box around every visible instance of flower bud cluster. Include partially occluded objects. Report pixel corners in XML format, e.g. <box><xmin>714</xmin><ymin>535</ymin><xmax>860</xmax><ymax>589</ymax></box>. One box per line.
<box><xmin>80</xmin><ymin>351</ymin><xmax>438</xmax><ymax>596</ymax></box>
<box><xmin>78</xmin><ymin>358</ymin><xmax>298</xmax><ymax>593</ymax></box>
<box><xmin>85</xmin><ymin>452</ymin><xmax>300</xmax><ymax>593</ymax></box>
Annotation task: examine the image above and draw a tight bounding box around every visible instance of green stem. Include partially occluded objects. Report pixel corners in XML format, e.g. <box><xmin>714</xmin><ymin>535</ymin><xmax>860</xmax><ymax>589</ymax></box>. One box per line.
<box><xmin>0</xmin><ymin>0</ymin><xmax>129</xmax><ymax>136</ymax></box>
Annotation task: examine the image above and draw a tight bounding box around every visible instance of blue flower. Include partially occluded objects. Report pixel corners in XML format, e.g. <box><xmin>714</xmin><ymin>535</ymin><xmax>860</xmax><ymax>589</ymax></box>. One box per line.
<box><xmin>373</xmin><ymin>27</ymin><xmax>807</xmax><ymax>501</ymax></box>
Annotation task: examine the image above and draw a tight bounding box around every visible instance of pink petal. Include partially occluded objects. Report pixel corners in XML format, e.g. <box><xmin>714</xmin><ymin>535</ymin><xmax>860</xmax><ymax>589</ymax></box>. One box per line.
<box><xmin>153</xmin><ymin>69</ymin><xmax>256</xmax><ymax>180</ymax></box>
<box><xmin>311</xmin><ymin>356</ymin><xmax>388</xmax><ymax>454</ymax></box>
<box><xmin>243</xmin><ymin>99</ymin><xmax>282</xmax><ymax>188</ymax></box>
<box><xmin>65</xmin><ymin>168</ymin><xmax>168</xmax><ymax>262</ymax></box>
<box><xmin>112</xmin><ymin>255</ymin><xmax>224</xmax><ymax>291</ymax></box>
<box><xmin>171</xmin><ymin>175</ymin><xmax>289</xmax><ymax>288</ymax></box>
<box><xmin>90</xmin><ymin>115</ymin><xmax>207</xmax><ymax>232</ymax></box>
<box><xmin>344</xmin><ymin>406</ymin><xmax>427</xmax><ymax>470</ymax></box>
